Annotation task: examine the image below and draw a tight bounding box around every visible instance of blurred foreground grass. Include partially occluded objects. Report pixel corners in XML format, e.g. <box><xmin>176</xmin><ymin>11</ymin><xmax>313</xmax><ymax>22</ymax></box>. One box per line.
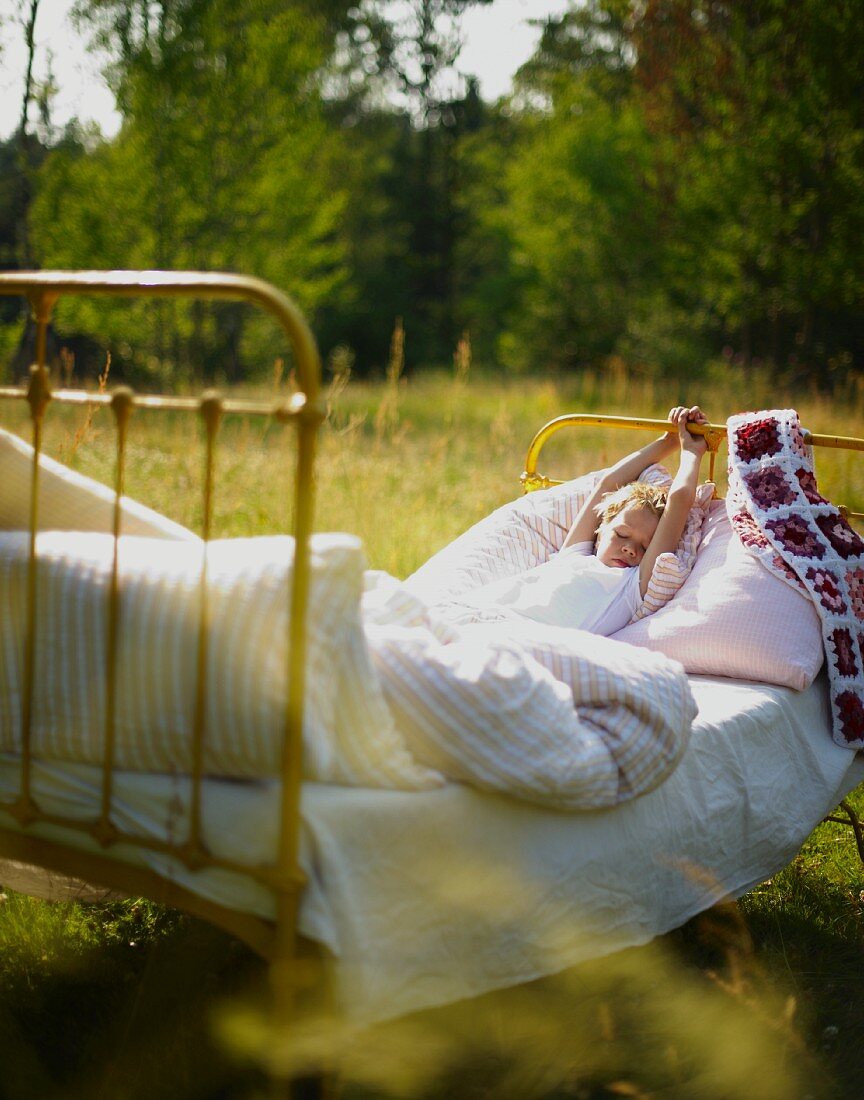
<box><xmin>0</xmin><ymin>365</ymin><xmax>862</xmax><ymax>1097</ymax></box>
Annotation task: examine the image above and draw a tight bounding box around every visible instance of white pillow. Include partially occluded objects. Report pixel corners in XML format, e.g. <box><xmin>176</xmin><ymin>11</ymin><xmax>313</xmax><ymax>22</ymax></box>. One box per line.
<box><xmin>0</xmin><ymin>531</ymin><xmax>442</xmax><ymax>789</ymax></box>
<box><xmin>406</xmin><ymin>467</ymin><xmax>711</xmax><ymax>622</ymax></box>
<box><xmin>0</xmin><ymin>429</ymin><xmax>195</xmax><ymax>541</ymax></box>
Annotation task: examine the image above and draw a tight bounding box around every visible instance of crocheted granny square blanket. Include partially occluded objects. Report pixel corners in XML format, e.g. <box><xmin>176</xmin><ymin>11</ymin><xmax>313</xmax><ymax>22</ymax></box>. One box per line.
<box><xmin>727</xmin><ymin>408</ymin><xmax>864</xmax><ymax>750</ymax></box>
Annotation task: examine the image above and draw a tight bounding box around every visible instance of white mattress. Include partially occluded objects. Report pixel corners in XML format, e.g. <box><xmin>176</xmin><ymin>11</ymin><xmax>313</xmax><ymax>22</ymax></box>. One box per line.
<box><xmin>1</xmin><ymin>673</ymin><xmax>862</xmax><ymax>1023</ymax></box>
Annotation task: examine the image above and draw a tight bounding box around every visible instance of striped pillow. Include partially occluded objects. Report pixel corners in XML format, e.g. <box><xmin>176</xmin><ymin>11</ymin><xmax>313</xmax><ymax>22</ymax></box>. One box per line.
<box><xmin>405</xmin><ymin>468</ymin><xmax>712</xmax><ymax>623</ymax></box>
<box><xmin>0</xmin><ymin>531</ymin><xmax>443</xmax><ymax>789</ymax></box>
<box><xmin>0</xmin><ymin>429</ymin><xmax>196</xmax><ymax>541</ymax></box>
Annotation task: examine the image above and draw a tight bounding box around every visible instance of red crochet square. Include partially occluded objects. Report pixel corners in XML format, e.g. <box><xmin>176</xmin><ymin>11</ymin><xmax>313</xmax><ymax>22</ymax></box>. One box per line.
<box><xmin>806</xmin><ymin>566</ymin><xmax>845</xmax><ymax>613</ymax></box>
<box><xmin>765</xmin><ymin>515</ymin><xmax>825</xmax><ymax>559</ymax></box>
<box><xmin>830</xmin><ymin>628</ymin><xmax>859</xmax><ymax>679</ymax></box>
<box><xmin>834</xmin><ymin>689</ymin><xmax>864</xmax><ymax>745</ymax></box>
<box><xmin>744</xmin><ymin>466</ymin><xmax>797</xmax><ymax>509</ymax></box>
<box><xmin>814</xmin><ymin>512</ymin><xmax>864</xmax><ymax>560</ymax></box>
<box><xmin>846</xmin><ymin>567</ymin><xmax>864</xmax><ymax>620</ymax></box>
<box><xmin>735</xmin><ymin>418</ymin><xmax>782</xmax><ymax>462</ymax></box>
<box><xmin>795</xmin><ymin>468</ymin><xmax>824</xmax><ymax>505</ymax></box>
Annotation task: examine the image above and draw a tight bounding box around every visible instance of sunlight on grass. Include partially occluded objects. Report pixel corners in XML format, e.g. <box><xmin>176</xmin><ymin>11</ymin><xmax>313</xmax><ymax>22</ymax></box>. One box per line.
<box><xmin>6</xmin><ymin>363</ymin><xmax>864</xmax><ymax>576</ymax></box>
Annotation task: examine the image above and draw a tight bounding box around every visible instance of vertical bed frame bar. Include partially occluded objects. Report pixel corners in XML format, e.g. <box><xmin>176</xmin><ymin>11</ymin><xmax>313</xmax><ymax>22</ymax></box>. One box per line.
<box><xmin>0</xmin><ymin>271</ymin><xmax>325</xmax><ymax>1013</ymax></box>
<box><xmin>94</xmin><ymin>387</ymin><xmax>133</xmax><ymax>846</ymax></box>
<box><xmin>186</xmin><ymin>393</ymin><xmax>222</xmax><ymax>867</ymax></box>
<box><xmin>17</xmin><ymin>366</ymin><xmax>50</xmax><ymax>825</ymax></box>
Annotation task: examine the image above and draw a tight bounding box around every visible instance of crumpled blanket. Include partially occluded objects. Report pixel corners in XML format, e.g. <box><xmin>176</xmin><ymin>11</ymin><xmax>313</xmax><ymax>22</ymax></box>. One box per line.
<box><xmin>727</xmin><ymin>408</ymin><xmax>864</xmax><ymax>749</ymax></box>
<box><xmin>363</xmin><ymin>573</ymin><xmax>695</xmax><ymax>809</ymax></box>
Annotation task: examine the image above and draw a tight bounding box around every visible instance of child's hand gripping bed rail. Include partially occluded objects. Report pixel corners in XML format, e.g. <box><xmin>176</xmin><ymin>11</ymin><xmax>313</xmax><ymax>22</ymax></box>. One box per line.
<box><xmin>0</xmin><ymin>270</ymin><xmax>325</xmax><ymax>978</ymax></box>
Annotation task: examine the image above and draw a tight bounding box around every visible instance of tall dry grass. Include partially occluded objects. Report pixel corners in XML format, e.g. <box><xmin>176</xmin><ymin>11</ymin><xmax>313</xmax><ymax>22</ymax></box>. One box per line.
<box><xmin>6</xmin><ymin>362</ymin><xmax>864</xmax><ymax>579</ymax></box>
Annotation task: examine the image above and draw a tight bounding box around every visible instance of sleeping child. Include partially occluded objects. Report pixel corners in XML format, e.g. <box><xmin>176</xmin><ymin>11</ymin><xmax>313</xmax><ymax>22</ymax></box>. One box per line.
<box><xmin>454</xmin><ymin>405</ymin><xmax>709</xmax><ymax>634</ymax></box>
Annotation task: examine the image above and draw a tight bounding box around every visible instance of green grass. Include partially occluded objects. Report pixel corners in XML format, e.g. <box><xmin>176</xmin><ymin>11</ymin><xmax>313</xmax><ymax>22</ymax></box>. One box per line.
<box><xmin>0</xmin><ymin>894</ymin><xmax>263</xmax><ymax>1099</ymax></box>
<box><xmin>736</xmin><ymin>784</ymin><xmax>864</xmax><ymax>1093</ymax></box>
<box><xmin>0</xmin><ymin>366</ymin><xmax>863</xmax><ymax>1097</ymax></box>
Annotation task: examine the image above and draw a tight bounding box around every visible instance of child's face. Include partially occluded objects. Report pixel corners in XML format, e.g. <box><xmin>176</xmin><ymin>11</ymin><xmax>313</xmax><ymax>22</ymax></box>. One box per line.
<box><xmin>595</xmin><ymin>504</ymin><xmax>659</xmax><ymax>568</ymax></box>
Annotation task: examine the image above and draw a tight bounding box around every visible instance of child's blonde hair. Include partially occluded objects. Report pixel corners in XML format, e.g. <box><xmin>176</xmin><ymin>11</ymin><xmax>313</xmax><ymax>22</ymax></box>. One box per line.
<box><xmin>595</xmin><ymin>481</ymin><xmax>668</xmax><ymax>528</ymax></box>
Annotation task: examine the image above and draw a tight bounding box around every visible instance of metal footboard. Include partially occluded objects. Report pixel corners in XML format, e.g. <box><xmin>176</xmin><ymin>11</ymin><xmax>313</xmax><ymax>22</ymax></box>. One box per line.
<box><xmin>0</xmin><ymin>271</ymin><xmax>324</xmax><ymax>966</ymax></box>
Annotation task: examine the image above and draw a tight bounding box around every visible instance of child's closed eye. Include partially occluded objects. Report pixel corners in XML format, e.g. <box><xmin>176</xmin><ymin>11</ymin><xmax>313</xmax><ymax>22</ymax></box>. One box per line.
<box><xmin>615</xmin><ymin>526</ymin><xmax>647</xmax><ymax>546</ymax></box>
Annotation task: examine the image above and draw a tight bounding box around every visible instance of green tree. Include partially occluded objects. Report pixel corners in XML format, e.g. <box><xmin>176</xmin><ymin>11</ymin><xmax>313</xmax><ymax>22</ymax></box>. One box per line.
<box><xmin>497</xmin><ymin>86</ymin><xmax>668</xmax><ymax>372</ymax></box>
<box><xmin>471</xmin><ymin>0</ymin><xmax>864</xmax><ymax>380</ymax></box>
<box><xmin>633</xmin><ymin>0</ymin><xmax>864</xmax><ymax>380</ymax></box>
<box><xmin>320</xmin><ymin>0</ymin><xmax>494</xmax><ymax>370</ymax></box>
<box><xmin>31</xmin><ymin>0</ymin><xmax>350</xmax><ymax>381</ymax></box>
<box><xmin>477</xmin><ymin>2</ymin><xmax>690</xmax><ymax>374</ymax></box>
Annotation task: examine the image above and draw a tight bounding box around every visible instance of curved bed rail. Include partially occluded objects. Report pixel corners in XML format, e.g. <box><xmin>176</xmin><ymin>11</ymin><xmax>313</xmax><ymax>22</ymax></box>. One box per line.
<box><xmin>521</xmin><ymin>412</ymin><xmax>864</xmax><ymax>524</ymax></box>
<box><xmin>0</xmin><ymin>271</ymin><xmax>324</xmax><ymax>971</ymax></box>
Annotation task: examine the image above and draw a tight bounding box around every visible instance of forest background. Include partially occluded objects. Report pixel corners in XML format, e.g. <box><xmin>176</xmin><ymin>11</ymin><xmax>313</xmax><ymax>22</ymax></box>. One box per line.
<box><xmin>0</xmin><ymin>0</ymin><xmax>862</xmax><ymax>389</ymax></box>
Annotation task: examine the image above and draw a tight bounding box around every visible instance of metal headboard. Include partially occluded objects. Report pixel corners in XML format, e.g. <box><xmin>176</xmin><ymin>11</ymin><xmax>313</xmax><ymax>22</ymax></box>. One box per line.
<box><xmin>520</xmin><ymin>412</ymin><xmax>864</xmax><ymax>525</ymax></box>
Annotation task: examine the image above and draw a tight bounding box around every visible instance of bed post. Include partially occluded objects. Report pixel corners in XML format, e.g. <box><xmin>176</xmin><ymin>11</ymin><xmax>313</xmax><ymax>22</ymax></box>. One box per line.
<box><xmin>270</xmin><ymin>386</ymin><xmax>328</xmax><ymax>1093</ymax></box>
<box><xmin>11</xmin><ymin>289</ymin><xmax>56</xmax><ymax>828</ymax></box>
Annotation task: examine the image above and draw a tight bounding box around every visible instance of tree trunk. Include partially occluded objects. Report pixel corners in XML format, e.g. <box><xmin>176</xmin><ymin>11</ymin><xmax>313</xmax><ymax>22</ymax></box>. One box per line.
<box><xmin>16</xmin><ymin>0</ymin><xmax>40</xmax><ymax>269</ymax></box>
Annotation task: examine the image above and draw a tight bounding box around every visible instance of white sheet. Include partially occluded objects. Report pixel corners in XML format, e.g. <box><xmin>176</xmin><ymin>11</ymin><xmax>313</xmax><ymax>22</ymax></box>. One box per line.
<box><xmin>1</xmin><ymin>673</ymin><xmax>861</xmax><ymax>1023</ymax></box>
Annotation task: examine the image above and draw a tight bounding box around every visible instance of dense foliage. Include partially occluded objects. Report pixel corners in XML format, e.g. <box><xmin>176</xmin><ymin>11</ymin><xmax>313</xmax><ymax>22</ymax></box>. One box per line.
<box><xmin>1</xmin><ymin>0</ymin><xmax>862</xmax><ymax>385</ymax></box>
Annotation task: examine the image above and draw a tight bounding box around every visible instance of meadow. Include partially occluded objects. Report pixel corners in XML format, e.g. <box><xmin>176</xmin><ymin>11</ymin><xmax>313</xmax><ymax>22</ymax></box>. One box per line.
<box><xmin>0</xmin><ymin>363</ymin><xmax>862</xmax><ymax>1098</ymax></box>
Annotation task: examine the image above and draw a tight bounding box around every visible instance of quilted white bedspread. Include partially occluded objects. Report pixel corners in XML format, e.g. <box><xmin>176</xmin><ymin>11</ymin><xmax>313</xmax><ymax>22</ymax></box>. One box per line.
<box><xmin>0</xmin><ymin>531</ymin><xmax>694</xmax><ymax>810</ymax></box>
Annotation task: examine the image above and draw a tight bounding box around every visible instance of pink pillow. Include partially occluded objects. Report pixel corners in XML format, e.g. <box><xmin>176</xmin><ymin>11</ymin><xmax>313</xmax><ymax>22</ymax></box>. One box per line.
<box><xmin>613</xmin><ymin>501</ymin><xmax>824</xmax><ymax>689</ymax></box>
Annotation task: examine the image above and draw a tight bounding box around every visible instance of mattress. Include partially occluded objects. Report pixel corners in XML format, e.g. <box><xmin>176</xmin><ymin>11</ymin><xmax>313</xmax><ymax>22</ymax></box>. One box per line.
<box><xmin>1</xmin><ymin>673</ymin><xmax>862</xmax><ymax>1023</ymax></box>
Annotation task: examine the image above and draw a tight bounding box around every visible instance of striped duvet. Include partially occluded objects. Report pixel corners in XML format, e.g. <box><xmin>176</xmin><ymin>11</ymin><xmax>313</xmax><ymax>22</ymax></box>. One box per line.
<box><xmin>364</xmin><ymin>576</ymin><xmax>694</xmax><ymax>808</ymax></box>
<box><xmin>0</xmin><ymin>531</ymin><xmax>694</xmax><ymax>810</ymax></box>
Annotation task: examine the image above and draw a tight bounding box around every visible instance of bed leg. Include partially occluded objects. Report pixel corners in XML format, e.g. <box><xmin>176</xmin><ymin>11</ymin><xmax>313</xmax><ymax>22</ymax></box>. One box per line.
<box><xmin>268</xmin><ymin>934</ymin><xmax>340</xmax><ymax>1100</ymax></box>
<box><xmin>823</xmin><ymin>798</ymin><xmax>864</xmax><ymax>864</ymax></box>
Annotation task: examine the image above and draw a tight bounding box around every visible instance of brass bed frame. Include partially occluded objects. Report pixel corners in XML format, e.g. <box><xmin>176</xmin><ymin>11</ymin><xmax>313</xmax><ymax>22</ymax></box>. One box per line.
<box><xmin>0</xmin><ymin>271</ymin><xmax>325</xmax><ymax>1032</ymax></box>
<box><xmin>0</xmin><ymin>268</ymin><xmax>861</xmax><ymax>1049</ymax></box>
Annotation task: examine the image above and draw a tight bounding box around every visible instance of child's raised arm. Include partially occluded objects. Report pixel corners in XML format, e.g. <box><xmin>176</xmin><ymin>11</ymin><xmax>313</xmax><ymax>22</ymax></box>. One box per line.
<box><xmin>637</xmin><ymin>406</ymin><xmax>708</xmax><ymax>595</ymax></box>
<box><xmin>562</xmin><ymin>411</ymin><xmax>688</xmax><ymax>549</ymax></box>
